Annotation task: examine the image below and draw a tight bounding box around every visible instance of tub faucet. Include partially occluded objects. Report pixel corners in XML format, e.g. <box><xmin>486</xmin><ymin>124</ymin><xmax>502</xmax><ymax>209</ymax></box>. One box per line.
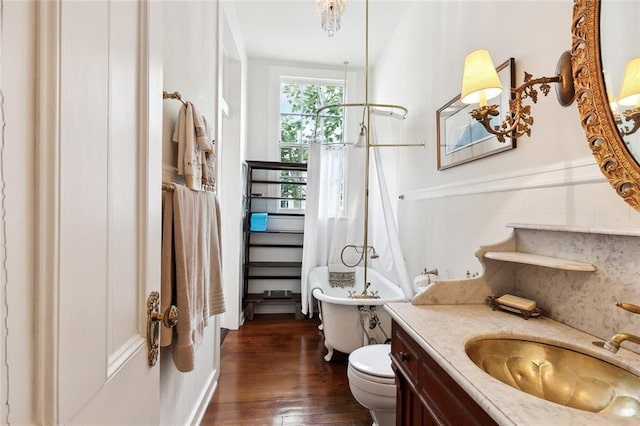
<box><xmin>604</xmin><ymin>302</ymin><xmax>640</xmax><ymax>353</ymax></box>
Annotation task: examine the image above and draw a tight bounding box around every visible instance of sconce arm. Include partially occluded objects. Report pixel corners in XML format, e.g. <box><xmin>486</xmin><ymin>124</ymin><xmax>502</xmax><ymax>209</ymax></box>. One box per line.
<box><xmin>470</xmin><ymin>74</ymin><xmax>562</xmax><ymax>143</ymax></box>
<box><xmin>469</xmin><ymin>51</ymin><xmax>574</xmax><ymax>143</ymax></box>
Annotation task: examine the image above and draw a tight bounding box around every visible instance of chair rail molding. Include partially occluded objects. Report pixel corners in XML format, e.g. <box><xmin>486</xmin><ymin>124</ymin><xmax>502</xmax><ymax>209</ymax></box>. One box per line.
<box><xmin>400</xmin><ymin>157</ymin><xmax>604</xmax><ymax>201</ymax></box>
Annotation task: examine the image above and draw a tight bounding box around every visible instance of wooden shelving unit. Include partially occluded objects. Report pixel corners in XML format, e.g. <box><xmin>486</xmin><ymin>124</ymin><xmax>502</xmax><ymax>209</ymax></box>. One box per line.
<box><xmin>242</xmin><ymin>160</ymin><xmax>307</xmax><ymax>319</ymax></box>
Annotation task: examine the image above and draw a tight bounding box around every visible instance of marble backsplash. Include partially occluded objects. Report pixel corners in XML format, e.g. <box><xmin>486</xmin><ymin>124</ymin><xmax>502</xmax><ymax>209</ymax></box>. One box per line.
<box><xmin>511</xmin><ymin>225</ymin><xmax>640</xmax><ymax>350</ymax></box>
<box><xmin>413</xmin><ymin>223</ymin><xmax>640</xmax><ymax>354</ymax></box>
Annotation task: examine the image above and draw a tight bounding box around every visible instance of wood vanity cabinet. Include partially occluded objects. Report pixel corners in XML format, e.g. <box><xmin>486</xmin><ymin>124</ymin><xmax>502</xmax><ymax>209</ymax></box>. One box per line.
<box><xmin>390</xmin><ymin>320</ymin><xmax>497</xmax><ymax>426</ymax></box>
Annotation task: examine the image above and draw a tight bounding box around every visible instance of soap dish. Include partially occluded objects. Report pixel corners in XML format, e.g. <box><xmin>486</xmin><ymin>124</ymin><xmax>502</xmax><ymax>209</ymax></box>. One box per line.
<box><xmin>486</xmin><ymin>296</ymin><xmax>542</xmax><ymax>320</ymax></box>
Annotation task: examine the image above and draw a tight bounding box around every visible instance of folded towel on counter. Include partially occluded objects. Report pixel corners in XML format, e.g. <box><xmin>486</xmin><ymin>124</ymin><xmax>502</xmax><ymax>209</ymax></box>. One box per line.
<box><xmin>328</xmin><ymin>263</ymin><xmax>355</xmax><ymax>288</ymax></box>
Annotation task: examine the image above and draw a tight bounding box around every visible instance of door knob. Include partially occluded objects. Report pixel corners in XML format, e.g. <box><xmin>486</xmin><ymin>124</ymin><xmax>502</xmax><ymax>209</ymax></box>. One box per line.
<box><xmin>150</xmin><ymin>303</ymin><xmax>179</xmax><ymax>328</ymax></box>
<box><xmin>146</xmin><ymin>291</ymin><xmax>178</xmax><ymax>367</ymax></box>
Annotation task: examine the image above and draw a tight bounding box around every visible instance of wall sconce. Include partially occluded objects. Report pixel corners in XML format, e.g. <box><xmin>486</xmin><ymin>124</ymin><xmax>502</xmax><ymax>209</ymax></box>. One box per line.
<box><xmin>616</xmin><ymin>56</ymin><xmax>640</xmax><ymax>136</ymax></box>
<box><xmin>460</xmin><ymin>49</ymin><xmax>575</xmax><ymax>142</ymax></box>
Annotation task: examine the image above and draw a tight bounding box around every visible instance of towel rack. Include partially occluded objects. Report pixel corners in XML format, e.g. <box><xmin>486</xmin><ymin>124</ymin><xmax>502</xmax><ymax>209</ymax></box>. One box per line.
<box><xmin>163</xmin><ymin>90</ymin><xmax>187</xmax><ymax>105</ymax></box>
<box><xmin>162</xmin><ymin>183</ymin><xmax>177</xmax><ymax>192</ymax></box>
<box><xmin>162</xmin><ymin>182</ymin><xmax>216</xmax><ymax>192</ymax></box>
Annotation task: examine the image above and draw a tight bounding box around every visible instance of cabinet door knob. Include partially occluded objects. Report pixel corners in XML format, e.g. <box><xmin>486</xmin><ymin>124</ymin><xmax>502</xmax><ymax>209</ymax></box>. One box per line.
<box><xmin>398</xmin><ymin>351</ymin><xmax>410</xmax><ymax>361</ymax></box>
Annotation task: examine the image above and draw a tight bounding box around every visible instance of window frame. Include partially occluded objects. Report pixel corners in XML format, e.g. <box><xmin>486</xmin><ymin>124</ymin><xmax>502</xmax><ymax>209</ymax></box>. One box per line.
<box><xmin>279</xmin><ymin>76</ymin><xmax>345</xmax><ymax>212</ymax></box>
<box><xmin>267</xmin><ymin>65</ymin><xmax>359</xmax><ymax>214</ymax></box>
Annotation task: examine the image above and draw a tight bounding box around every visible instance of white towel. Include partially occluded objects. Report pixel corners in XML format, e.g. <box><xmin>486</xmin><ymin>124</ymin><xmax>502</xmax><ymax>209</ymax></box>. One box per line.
<box><xmin>172</xmin><ymin>101</ymin><xmax>214</xmax><ymax>191</ymax></box>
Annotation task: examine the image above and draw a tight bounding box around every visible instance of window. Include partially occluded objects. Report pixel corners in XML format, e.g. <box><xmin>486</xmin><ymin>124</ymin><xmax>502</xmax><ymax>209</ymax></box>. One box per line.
<box><xmin>278</xmin><ymin>77</ymin><xmax>345</xmax><ymax>210</ymax></box>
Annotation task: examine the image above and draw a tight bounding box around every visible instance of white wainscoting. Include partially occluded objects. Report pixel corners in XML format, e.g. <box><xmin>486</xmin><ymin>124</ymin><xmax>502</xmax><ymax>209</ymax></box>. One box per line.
<box><xmin>400</xmin><ymin>158</ymin><xmax>605</xmax><ymax>201</ymax></box>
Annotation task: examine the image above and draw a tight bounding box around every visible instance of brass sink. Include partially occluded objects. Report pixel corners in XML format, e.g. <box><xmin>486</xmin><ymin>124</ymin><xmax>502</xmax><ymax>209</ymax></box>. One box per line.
<box><xmin>465</xmin><ymin>338</ymin><xmax>640</xmax><ymax>418</ymax></box>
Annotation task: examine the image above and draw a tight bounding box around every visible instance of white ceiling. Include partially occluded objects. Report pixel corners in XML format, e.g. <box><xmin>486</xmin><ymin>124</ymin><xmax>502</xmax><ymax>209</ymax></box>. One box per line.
<box><xmin>230</xmin><ymin>0</ymin><xmax>413</xmax><ymax>67</ymax></box>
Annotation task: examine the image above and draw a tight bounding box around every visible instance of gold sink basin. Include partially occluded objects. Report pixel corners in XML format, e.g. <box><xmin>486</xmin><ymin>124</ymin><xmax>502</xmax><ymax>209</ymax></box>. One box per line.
<box><xmin>466</xmin><ymin>338</ymin><xmax>640</xmax><ymax>418</ymax></box>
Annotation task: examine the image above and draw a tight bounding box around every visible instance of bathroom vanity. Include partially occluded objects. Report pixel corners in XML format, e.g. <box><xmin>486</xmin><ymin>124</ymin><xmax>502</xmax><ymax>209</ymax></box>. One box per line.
<box><xmin>386</xmin><ymin>223</ymin><xmax>640</xmax><ymax>424</ymax></box>
<box><xmin>386</xmin><ymin>303</ymin><xmax>640</xmax><ymax>425</ymax></box>
<box><xmin>390</xmin><ymin>318</ymin><xmax>496</xmax><ymax>425</ymax></box>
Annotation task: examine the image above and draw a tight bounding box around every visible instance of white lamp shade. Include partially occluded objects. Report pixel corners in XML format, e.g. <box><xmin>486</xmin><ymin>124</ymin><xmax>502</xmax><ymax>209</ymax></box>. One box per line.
<box><xmin>618</xmin><ymin>56</ymin><xmax>640</xmax><ymax>107</ymax></box>
<box><xmin>460</xmin><ymin>49</ymin><xmax>503</xmax><ymax>105</ymax></box>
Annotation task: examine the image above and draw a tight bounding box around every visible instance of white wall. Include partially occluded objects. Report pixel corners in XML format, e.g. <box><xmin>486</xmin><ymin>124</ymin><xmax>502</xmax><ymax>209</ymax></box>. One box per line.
<box><xmin>242</xmin><ymin>2</ymin><xmax>640</xmax><ymax>311</ymax></box>
<box><xmin>160</xmin><ymin>2</ymin><xmax>220</xmax><ymax>425</ymax></box>
<box><xmin>246</xmin><ymin>58</ymin><xmax>364</xmax><ymax>161</ymax></box>
<box><xmin>369</xmin><ymin>1</ymin><xmax>640</xmax><ymax>281</ymax></box>
<box><xmin>2</xmin><ymin>2</ymin><xmax>36</xmax><ymax>423</ymax></box>
<box><xmin>217</xmin><ymin>2</ymin><xmax>248</xmax><ymax>330</ymax></box>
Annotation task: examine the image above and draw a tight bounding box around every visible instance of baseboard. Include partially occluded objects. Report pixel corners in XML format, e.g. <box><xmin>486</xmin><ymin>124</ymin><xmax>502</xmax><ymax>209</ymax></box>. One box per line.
<box><xmin>187</xmin><ymin>370</ymin><xmax>218</xmax><ymax>426</ymax></box>
<box><xmin>220</xmin><ymin>328</ymin><xmax>229</xmax><ymax>346</ymax></box>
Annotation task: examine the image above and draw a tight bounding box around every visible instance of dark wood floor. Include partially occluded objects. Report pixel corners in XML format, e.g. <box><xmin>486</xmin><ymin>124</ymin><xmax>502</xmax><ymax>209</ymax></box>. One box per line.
<box><xmin>202</xmin><ymin>314</ymin><xmax>372</xmax><ymax>425</ymax></box>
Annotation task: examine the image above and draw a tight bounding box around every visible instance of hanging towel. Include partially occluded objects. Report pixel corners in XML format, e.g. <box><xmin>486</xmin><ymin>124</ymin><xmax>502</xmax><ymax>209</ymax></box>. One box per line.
<box><xmin>192</xmin><ymin>104</ymin><xmax>213</xmax><ymax>153</ymax></box>
<box><xmin>172</xmin><ymin>102</ymin><xmax>206</xmax><ymax>191</ymax></box>
<box><xmin>160</xmin><ymin>190</ymin><xmax>175</xmax><ymax>347</ymax></box>
<box><xmin>204</xmin><ymin>191</ymin><xmax>225</xmax><ymax>318</ymax></box>
<box><xmin>201</xmin><ymin>115</ymin><xmax>216</xmax><ymax>187</ymax></box>
<box><xmin>159</xmin><ymin>183</ymin><xmax>225</xmax><ymax>371</ymax></box>
<box><xmin>171</xmin><ymin>183</ymin><xmax>207</xmax><ymax>372</ymax></box>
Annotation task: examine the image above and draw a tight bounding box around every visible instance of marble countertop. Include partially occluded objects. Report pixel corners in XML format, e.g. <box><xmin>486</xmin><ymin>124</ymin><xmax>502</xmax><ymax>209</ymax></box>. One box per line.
<box><xmin>384</xmin><ymin>303</ymin><xmax>640</xmax><ymax>425</ymax></box>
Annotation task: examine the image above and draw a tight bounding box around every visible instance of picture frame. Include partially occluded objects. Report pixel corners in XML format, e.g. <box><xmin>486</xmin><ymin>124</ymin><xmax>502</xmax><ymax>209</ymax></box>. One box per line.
<box><xmin>436</xmin><ymin>58</ymin><xmax>516</xmax><ymax>170</ymax></box>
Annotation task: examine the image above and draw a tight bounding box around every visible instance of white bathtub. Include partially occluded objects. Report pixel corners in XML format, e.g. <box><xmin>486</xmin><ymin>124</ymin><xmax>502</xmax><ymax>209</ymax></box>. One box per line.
<box><xmin>309</xmin><ymin>266</ymin><xmax>407</xmax><ymax>361</ymax></box>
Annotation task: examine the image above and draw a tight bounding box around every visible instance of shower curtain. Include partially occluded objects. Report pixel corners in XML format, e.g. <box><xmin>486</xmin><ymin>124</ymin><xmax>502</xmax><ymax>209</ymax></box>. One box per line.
<box><xmin>300</xmin><ymin>114</ymin><xmax>412</xmax><ymax>316</ymax></box>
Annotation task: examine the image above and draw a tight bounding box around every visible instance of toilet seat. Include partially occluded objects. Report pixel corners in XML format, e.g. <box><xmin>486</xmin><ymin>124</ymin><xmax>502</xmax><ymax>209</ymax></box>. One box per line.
<box><xmin>348</xmin><ymin>344</ymin><xmax>394</xmax><ymax>384</ymax></box>
<box><xmin>347</xmin><ymin>344</ymin><xmax>397</xmax><ymax>426</ymax></box>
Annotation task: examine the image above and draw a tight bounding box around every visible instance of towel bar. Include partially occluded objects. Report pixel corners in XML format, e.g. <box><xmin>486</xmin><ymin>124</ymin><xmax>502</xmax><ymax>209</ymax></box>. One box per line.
<box><xmin>162</xmin><ymin>182</ymin><xmax>216</xmax><ymax>192</ymax></box>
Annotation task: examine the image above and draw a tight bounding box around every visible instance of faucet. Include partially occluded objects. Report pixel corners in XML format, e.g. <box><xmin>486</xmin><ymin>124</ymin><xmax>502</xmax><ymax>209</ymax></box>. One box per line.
<box><xmin>603</xmin><ymin>302</ymin><xmax>640</xmax><ymax>353</ymax></box>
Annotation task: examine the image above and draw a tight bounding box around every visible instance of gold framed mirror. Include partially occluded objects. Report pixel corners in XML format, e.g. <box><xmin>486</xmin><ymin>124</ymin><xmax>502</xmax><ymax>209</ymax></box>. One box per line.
<box><xmin>572</xmin><ymin>0</ymin><xmax>640</xmax><ymax>211</ymax></box>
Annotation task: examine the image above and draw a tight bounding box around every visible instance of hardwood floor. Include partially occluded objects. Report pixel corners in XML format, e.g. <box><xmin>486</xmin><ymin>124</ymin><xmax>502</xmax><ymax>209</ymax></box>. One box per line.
<box><xmin>202</xmin><ymin>314</ymin><xmax>372</xmax><ymax>425</ymax></box>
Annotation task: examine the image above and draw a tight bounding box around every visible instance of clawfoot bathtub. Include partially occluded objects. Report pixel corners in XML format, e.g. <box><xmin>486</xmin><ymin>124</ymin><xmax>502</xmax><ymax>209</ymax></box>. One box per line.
<box><xmin>309</xmin><ymin>266</ymin><xmax>406</xmax><ymax>361</ymax></box>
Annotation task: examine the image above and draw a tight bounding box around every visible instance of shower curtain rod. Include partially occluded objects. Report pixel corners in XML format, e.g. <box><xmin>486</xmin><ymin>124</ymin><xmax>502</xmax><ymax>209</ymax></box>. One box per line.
<box><xmin>313</xmin><ymin>103</ymin><xmax>423</xmax><ymax>147</ymax></box>
<box><xmin>314</xmin><ymin>102</ymin><xmax>408</xmax><ymax>119</ymax></box>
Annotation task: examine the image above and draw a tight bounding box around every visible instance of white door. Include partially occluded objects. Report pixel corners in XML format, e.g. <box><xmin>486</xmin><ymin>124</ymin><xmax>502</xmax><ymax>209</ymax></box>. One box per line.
<box><xmin>36</xmin><ymin>1</ymin><xmax>164</xmax><ymax>424</ymax></box>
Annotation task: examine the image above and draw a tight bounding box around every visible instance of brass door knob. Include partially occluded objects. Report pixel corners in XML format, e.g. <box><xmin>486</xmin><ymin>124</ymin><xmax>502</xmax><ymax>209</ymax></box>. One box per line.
<box><xmin>146</xmin><ymin>291</ymin><xmax>179</xmax><ymax>367</ymax></box>
<box><xmin>151</xmin><ymin>304</ymin><xmax>179</xmax><ymax>328</ymax></box>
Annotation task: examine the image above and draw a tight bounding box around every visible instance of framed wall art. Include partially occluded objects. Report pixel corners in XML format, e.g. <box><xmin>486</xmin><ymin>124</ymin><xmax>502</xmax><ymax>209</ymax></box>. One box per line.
<box><xmin>436</xmin><ymin>58</ymin><xmax>516</xmax><ymax>170</ymax></box>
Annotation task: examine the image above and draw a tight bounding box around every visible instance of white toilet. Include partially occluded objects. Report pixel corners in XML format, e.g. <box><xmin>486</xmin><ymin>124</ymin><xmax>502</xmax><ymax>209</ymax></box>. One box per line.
<box><xmin>347</xmin><ymin>344</ymin><xmax>396</xmax><ymax>426</ymax></box>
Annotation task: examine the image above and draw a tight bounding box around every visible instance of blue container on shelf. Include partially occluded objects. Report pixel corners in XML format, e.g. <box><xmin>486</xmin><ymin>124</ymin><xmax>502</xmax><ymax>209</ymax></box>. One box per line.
<box><xmin>250</xmin><ymin>212</ymin><xmax>268</xmax><ymax>231</ymax></box>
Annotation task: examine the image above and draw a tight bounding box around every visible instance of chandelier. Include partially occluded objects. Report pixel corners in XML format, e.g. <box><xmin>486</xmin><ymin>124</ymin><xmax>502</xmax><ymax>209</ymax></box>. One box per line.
<box><xmin>316</xmin><ymin>0</ymin><xmax>346</xmax><ymax>37</ymax></box>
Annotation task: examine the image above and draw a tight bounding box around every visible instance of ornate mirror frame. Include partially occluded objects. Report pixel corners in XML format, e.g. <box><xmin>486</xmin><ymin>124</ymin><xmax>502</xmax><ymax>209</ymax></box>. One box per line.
<box><xmin>572</xmin><ymin>0</ymin><xmax>640</xmax><ymax>211</ymax></box>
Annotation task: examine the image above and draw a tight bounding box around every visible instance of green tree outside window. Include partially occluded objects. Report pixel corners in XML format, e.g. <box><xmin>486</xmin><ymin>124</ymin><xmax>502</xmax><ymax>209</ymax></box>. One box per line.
<box><xmin>279</xmin><ymin>80</ymin><xmax>344</xmax><ymax>210</ymax></box>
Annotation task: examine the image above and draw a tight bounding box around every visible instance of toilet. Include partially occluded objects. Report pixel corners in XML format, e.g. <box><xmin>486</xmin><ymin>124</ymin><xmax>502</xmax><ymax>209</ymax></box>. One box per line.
<box><xmin>347</xmin><ymin>344</ymin><xmax>396</xmax><ymax>426</ymax></box>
